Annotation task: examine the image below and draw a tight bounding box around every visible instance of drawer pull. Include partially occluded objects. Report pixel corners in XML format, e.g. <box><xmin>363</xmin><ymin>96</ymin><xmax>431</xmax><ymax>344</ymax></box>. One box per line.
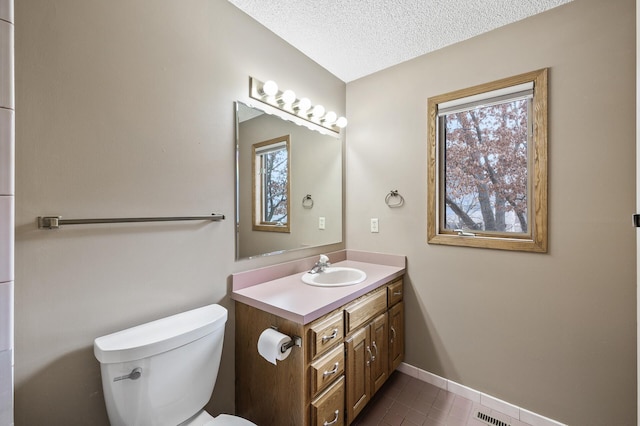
<box><xmin>393</xmin><ymin>291</ymin><xmax>402</xmax><ymax>296</ymax></box>
<box><xmin>324</xmin><ymin>410</ymin><xmax>339</xmax><ymax>426</ymax></box>
<box><xmin>390</xmin><ymin>326</ymin><xmax>396</xmax><ymax>343</ymax></box>
<box><xmin>323</xmin><ymin>362</ymin><xmax>340</xmax><ymax>378</ymax></box>
<box><xmin>372</xmin><ymin>341</ymin><xmax>379</xmax><ymax>360</ymax></box>
<box><xmin>366</xmin><ymin>346</ymin><xmax>374</xmax><ymax>365</ymax></box>
<box><xmin>321</xmin><ymin>329</ymin><xmax>339</xmax><ymax>343</ymax></box>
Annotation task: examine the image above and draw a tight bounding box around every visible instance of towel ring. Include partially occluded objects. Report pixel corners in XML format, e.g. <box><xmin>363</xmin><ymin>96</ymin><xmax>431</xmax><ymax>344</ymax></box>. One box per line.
<box><xmin>385</xmin><ymin>190</ymin><xmax>404</xmax><ymax>208</ymax></box>
<box><xmin>302</xmin><ymin>194</ymin><xmax>314</xmax><ymax>209</ymax></box>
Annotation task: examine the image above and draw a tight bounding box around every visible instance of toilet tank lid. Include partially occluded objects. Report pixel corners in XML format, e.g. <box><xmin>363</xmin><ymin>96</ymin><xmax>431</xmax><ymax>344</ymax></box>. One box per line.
<box><xmin>94</xmin><ymin>304</ymin><xmax>228</xmax><ymax>364</ymax></box>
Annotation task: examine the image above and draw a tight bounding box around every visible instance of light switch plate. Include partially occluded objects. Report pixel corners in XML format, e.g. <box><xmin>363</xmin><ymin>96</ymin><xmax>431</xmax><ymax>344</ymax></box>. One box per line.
<box><xmin>370</xmin><ymin>218</ymin><xmax>379</xmax><ymax>233</ymax></box>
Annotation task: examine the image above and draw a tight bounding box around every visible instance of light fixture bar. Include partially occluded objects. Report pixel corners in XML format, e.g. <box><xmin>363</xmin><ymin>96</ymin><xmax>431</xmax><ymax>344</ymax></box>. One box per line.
<box><xmin>249</xmin><ymin>77</ymin><xmax>347</xmax><ymax>133</ymax></box>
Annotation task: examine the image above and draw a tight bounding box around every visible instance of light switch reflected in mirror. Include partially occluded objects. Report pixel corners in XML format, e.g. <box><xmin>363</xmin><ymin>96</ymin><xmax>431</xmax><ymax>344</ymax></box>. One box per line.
<box><xmin>235</xmin><ymin>101</ymin><xmax>343</xmax><ymax>260</ymax></box>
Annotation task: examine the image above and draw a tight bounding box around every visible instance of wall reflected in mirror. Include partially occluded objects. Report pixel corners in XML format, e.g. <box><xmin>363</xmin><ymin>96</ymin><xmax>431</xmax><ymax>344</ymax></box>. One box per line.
<box><xmin>235</xmin><ymin>102</ymin><xmax>343</xmax><ymax>260</ymax></box>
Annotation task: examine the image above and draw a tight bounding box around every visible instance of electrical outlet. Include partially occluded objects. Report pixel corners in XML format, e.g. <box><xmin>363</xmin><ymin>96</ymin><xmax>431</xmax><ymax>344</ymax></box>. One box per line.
<box><xmin>319</xmin><ymin>217</ymin><xmax>326</xmax><ymax>230</ymax></box>
<box><xmin>370</xmin><ymin>218</ymin><xmax>379</xmax><ymax>233</ymax></box>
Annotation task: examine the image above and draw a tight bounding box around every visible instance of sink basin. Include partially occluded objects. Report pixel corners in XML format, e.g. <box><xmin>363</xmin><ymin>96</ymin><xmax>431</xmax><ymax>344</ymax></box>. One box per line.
<box><xmin>301</xmin><ymin>267</ymin><xmax>367</xmax><ymax>287</ymax></box>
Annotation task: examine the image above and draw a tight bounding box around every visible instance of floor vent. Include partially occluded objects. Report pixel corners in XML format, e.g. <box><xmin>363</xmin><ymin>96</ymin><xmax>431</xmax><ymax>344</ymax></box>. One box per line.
<box><xmin>476</xmin><ymin>411</ymin><xmax>511</xmax><ymax>426</ymax></box>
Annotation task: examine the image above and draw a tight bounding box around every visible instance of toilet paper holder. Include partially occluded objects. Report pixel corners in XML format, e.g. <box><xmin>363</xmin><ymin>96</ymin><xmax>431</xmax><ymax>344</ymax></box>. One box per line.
<box><xmin>271</xmin><ymin>326</ymin><xmax>302</xmax><ymax>353</ymax></box>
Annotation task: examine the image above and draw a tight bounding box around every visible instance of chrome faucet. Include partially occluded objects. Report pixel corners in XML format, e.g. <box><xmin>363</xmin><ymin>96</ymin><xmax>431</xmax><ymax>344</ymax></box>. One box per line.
<box><xmin>309</xmin><ymin>255</ymin><xmax>330</xmax><ymax>274</ymax></box>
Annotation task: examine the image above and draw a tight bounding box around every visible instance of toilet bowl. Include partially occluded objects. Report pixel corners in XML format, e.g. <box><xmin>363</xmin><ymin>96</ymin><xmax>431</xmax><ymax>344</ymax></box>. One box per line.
<box><xmin>180</xmin><ymin>410</ymin><xmax>253</xmax><ymax>426</ymax></box>
<box><xmin>94</xmin><ymin>304</ymin><xmax>255</xmax><ymax>426</ymax></box>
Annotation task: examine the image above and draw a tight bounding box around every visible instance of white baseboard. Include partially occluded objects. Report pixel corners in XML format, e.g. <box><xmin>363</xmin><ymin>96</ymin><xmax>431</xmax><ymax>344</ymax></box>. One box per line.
<box><xmin>397</xmin><ymin>362</ymin><xmax>566</xmax><ymax>426</ymax></box>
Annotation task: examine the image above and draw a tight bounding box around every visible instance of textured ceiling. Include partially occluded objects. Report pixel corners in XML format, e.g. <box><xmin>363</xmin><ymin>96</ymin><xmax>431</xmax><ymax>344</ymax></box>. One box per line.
<box><xmin>228</xmin><ymin>0</ymin><xmax>572</xmax><ymax>82</ymax></box>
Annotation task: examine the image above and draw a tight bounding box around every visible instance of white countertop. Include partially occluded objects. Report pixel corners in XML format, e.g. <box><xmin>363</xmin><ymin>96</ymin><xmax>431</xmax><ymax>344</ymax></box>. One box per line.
<box><xmin>231</xmin><ymin>258</ymin><xmax>405</xmax><ymax>324</ymax></box>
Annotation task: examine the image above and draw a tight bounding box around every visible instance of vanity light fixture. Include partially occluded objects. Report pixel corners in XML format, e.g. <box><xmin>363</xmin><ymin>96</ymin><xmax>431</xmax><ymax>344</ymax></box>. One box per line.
<box><xmin>249</xmin><ymin>77</ymin><xmax>347</xmax><ymax>133</ymax></box>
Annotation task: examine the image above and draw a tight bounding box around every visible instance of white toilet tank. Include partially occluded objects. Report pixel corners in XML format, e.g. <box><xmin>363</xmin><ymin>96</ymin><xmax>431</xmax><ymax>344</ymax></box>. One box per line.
<box><xmin>94</xmin><ymin>304</ymin><xmax>228</xmax><ymax>426</ymax></box>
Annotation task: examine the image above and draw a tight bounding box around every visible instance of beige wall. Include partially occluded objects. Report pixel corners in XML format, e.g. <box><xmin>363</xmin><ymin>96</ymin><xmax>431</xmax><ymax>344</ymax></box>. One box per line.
<box><xmin>14</xmin><ymin>1</ymin><xmax>345</xmax><ymax>424</ymax></box>
<box><xmin>346</xmin><ymin>0</ymin><xmax>636</xmax><ymax>424</ymax></box>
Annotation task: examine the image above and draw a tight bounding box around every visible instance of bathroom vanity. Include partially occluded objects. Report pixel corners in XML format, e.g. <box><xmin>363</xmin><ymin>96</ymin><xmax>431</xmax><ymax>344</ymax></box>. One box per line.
<box><xmin>231</xmin><ymin>251</ymin><xmax>405</xmax><ymax>426</ymax></box>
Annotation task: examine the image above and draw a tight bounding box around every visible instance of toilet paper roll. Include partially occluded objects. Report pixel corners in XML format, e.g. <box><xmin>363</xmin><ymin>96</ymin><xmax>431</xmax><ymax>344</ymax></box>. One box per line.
<box><xmin>257</xmin><ymin>328</ymin><xmax>292</xmax><ymax>365</ymax></box>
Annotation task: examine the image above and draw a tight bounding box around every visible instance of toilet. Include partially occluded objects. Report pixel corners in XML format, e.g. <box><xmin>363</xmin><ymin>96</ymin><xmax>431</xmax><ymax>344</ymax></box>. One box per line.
<box><xmin>94</xmin><ymin>304</ymin><xmax>255</xmax><ymax>426</ymax></box>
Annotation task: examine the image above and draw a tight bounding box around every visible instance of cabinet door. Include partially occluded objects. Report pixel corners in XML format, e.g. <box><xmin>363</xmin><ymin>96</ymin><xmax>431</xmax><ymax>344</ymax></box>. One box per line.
<box><xmin>370</xmin><ymin>312</ymin><xmax>388</xmax><ymax>394</ymax></box>
<box><xmin>388</xmin><ymin>301</ymin><xmax>404</xmax><ymax>372</ymax></box>
<box><xmin>345</xmin><ymin>326</ymin><xmax>370</xmax><ymax>424</ymax></box>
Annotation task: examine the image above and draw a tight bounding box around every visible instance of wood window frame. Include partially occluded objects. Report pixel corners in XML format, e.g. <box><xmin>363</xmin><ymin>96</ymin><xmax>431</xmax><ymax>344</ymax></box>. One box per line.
<box><xmin>427</xmin><ymin>69</ymin><xmax>548</xmax><ymax>252</ymax></box>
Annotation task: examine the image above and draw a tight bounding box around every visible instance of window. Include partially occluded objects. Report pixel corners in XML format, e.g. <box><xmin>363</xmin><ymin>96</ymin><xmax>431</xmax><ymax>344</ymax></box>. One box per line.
<box><xmin>252</xmin><ymin>135</ymin><xmax>291</xmax><ymax>233</ymax></box>
<box><xmin>427</xmin><ymin>69</ymin><xmax>548</xmax><ymax>252</ymax></box>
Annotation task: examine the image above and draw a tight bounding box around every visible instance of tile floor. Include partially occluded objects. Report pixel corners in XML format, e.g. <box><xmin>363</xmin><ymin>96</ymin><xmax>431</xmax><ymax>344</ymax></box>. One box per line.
<box><xmin>352</xmin><ymin>371</ymin><xmax>532</xmax><ymax>426</ymax></box>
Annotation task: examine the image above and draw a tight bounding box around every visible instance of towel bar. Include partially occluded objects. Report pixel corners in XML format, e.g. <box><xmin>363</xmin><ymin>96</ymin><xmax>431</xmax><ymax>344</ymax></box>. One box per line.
<box><xmin>38</xmin><ymin>213</ymin><xmax>225</xmax><ymax>229</ymax></box>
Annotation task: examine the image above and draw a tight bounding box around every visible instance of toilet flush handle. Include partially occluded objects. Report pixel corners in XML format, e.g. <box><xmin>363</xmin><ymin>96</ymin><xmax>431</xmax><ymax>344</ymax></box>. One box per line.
<box><xmin>114</xmin><ymin>367</ymin><xmax>142</xmax><ymax>382</ymax></box>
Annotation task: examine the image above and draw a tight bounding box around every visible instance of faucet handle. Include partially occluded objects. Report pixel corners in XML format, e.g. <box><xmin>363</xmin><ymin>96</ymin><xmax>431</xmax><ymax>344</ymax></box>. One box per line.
<box><xmin>319</xmin><ymin>255</ymin><xmax>329</xmax><ymax>264</ymax></box>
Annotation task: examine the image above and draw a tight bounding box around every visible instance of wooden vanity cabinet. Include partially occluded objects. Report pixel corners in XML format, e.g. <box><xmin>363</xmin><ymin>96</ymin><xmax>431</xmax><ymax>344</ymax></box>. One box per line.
<box><xmin>235</xmin><ymin>276</ymin><xmax>404</xmax><ymax>426</ymax></box>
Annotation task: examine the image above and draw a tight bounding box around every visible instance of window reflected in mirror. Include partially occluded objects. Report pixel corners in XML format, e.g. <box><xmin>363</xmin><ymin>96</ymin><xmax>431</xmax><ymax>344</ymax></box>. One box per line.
<box><xmin>252</xmin><ymin>135</ymin><xmax>291</xmax><ymax>233</ymax></box>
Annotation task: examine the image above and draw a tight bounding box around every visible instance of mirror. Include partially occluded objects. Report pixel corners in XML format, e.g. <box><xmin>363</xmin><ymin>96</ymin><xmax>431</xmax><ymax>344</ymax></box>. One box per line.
<box><xmin>235</xmin><ymin>101</ymin><xmax>343</xmax><ymax>259</ymax></box>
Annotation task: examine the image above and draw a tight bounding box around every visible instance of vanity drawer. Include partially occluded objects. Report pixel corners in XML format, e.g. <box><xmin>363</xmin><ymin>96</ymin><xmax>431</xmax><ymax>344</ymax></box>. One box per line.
<box><xmin>387</xmin><ymin>278</ymin><xmax>403</xmax><ymax>307</ymax></box>
<box><xmin>310</xmin><ymin>344</ymin><xmax>345</xmax><ymax>397</ymax></box>
<box><xmin>309</xmin><ymin>310</ymin><xmax>344</xmax><ymax>360</ymax></box>
<box><xmin>311</xmin><ymin>375</ymin><xmax>345</xmax><ymax>426</ymax></box>
<box><xmin>344</xmin><ymin>287</ymin><xmax>387</xmax><ymax>334</ymax></box>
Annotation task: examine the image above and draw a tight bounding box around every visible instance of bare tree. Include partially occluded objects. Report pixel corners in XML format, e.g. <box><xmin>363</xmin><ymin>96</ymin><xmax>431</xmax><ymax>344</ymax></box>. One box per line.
<box><xmin>444</xmin><ymin>99</ymin><xmax>528</xmax><ymax>232</ymax></box>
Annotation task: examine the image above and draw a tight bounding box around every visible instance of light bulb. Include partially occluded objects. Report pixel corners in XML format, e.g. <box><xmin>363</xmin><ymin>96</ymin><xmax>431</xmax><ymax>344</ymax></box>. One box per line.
<box><xmin>281</xmin><ymin>89</ymin><xmax>296</xmax><ymax>105</ymax></box>
<box><xmin>335</xmin><ymin>117</ymin><xmax>348</xmax><ymax>128</ymax></box>
<box><xmin>323</xmin><ymin>111</ymin><xmax>337</xmax><ymax>124</ymax></box>
<box><xmin>295</xmin><ymin>98</ymin><xmax>312</xmax><ymax>114</ymax></box>
<box><xmin>311</xmin><ymin>104</ymin><xmax>325</xmax><ymax>118</ymax></box>
<box><xmin>262</xmin><ymin>80</ymin><xmax>278</xmax><ymax>97</ymax></box>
